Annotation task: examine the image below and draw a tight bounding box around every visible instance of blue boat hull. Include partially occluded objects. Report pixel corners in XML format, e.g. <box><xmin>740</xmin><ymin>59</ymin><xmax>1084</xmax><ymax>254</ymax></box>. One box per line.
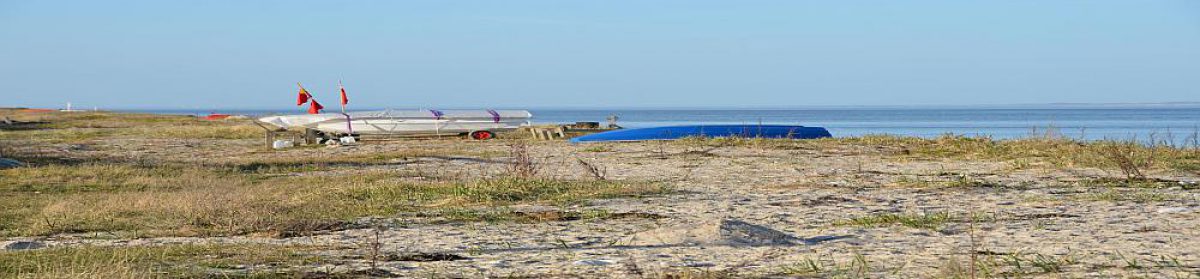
<box><xmin>569</xmin><ymin>125</ymin><xmax>832</xmax><ymax>143</ymax></box>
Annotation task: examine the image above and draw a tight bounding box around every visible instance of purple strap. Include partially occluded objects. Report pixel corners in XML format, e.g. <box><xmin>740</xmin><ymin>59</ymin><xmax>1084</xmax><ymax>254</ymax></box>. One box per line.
<box><xmin>486</xmin><ymin>109</ymin><xmax>500</xmax><ymax>123</ymax></box>
<box><xmin>429</xmin><ymin>109</ymin><xmax>444</xmax><ymax>120</ymax></box>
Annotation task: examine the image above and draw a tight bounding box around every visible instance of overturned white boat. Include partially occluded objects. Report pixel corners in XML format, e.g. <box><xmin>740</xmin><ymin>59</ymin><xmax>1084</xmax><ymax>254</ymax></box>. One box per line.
<box><xmin>258</xmin><ymin>109</ymin><xmax>532</xmax><ymax>140</ymax></box>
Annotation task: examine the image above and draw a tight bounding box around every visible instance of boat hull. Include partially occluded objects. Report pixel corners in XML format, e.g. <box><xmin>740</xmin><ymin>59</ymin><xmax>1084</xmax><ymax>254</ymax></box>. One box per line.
<box><xmin>258</xmin><ymin>109</ymin><xmax>532</xmax><ymax>135</ymax></box>
<box><xmin>313</xmin><ymin>118</ymin><xmax>526</xmax><ymax>135</ymax></box>
<box><xmin>568</xmin><ymin>125</ymin><xmax>832</xmax><ymax>143</ymax></box>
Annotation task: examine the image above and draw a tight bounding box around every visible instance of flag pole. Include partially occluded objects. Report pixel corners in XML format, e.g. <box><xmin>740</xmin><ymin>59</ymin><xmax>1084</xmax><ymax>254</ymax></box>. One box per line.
<box><xmin>338</xmin><ymin>80</ymin><xmax>347</xmax><ymax>114</ymax></box>
<box><xmin>297</xmin><ymin>82</ymin><xmax>306</xmax><ymax>112</ymax></box>
<box><xmin>339</xmin><ymin>80</ymin><xmax>353</xmax><ymax>134</ymax></box>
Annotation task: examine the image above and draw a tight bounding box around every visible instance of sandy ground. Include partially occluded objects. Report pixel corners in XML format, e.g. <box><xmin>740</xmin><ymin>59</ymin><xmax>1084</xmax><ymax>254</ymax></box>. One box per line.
<box><xmin>8</xmin><ymin>137</ymin><xmax>1200</xmax><ymax>278</ymax></box>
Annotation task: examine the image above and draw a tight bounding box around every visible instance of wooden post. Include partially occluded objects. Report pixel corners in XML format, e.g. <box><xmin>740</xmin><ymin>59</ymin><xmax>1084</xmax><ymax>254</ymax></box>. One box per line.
<box><xmin>250</xmin><ymin>120</ymin><xmax>280</xmax><ymax>148</ymax></box>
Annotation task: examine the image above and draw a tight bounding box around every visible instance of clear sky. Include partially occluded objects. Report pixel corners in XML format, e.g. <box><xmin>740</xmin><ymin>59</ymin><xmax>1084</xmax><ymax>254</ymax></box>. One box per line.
<box><xmin>1</xmin><ymin>1</ymin><xmax>1198</xmax><ymax>110</ymax></box>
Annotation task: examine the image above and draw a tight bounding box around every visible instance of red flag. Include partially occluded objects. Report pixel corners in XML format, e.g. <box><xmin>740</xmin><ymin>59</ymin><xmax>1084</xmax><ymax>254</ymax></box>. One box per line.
<box><xmin>339</xmin><ymin>85</ymin><xmax>349</xmax><ymax>106</ymax></box>
<box><xmin>296</xmin><ymin>84</ymin><xmax>311</xmax><ymax>106</ymax></box>
<box><xmin>307</xmin><ymin>99</ymin><xmax>325</xmax><ymax>114</ymax></box>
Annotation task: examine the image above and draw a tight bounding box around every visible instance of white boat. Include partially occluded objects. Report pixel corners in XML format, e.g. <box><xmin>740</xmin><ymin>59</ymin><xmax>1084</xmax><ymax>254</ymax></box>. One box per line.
<box><xmin>258</xmin><ymin>109</ymin><xmax>532</xmax><ymax>139</ymax></box>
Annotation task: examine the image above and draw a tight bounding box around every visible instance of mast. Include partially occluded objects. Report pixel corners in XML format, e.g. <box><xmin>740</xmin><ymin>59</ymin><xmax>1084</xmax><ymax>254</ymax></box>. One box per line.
<box><xmin>339</xmin><ymin>80</ymin><xmax>353</xmax><ymax>134</ymax></box>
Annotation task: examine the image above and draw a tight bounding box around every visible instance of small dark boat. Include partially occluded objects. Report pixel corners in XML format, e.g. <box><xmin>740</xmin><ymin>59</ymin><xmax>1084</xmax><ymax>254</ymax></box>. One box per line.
<box><xmin>569</xmin><ymin>125</ymin><xmax>832</xmax><ymax>143</ymax></box>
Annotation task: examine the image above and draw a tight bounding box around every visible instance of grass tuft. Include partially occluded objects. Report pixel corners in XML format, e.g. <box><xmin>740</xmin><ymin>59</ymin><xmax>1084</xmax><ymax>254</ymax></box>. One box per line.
<box><xmin>835</xmin><ymin>212</ymin><xmax>953</xmax><ymax>230</ymax></box>
<box><xmin>0</xmin><ymin>244</ymin><xmax>324</xmax><ymax>278</ymax></box>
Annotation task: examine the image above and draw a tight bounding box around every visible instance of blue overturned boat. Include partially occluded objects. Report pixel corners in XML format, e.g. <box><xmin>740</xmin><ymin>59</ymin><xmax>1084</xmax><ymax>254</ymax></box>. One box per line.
<box><xmin>569</xmin><ymin>124</ymin><xmax>832</xmax><ymax>143</ymax></box>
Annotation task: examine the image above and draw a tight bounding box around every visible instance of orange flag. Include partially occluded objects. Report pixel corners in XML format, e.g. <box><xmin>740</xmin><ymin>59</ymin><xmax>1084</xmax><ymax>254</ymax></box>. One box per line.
<box><xmin>307</xmin><ymin>99</ymin><xmax>325</xmax><ymax>114</ymax></box>
<box><xmin>339</xmin><ymin>83</ymin><xmax>349</xmax><ymax>106</ymax></box>
<box><xmin>296</xmin><ymin>83</ymin><xmax>311</xmax><ymax>106</ymax></box>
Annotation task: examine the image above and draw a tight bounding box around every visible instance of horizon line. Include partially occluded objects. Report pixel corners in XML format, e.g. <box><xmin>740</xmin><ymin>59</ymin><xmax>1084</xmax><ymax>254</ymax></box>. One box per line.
<box><xmin>8</xmin><ymin>101</ymin><xmax>1200</xmax><ymax>111</ymax></box>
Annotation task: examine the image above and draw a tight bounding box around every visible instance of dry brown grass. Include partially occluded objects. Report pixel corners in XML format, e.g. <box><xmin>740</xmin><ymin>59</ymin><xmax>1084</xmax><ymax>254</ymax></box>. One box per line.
<box><xmin>222</xmin><ymin>147</ymin><xmax>501</xmax><ymax>173</ymax></box>
<box><xmin>0</xmin><ymin>164</ymin><xmax>219</xmax><ymax>193</ymax></box>
<box><xmin>1</xmin><ymin>166</ymin><xmax>668</xmax><ymax>237</ymax></box>
<box><xmin>1098</xmin><ymin>141</ymin><xmax>1156</xmax><ymax>180</ymax></box>
<box><xmin>0</xmin><ymin>112</ymin><xmax>669</xmax><ymax>237</ymax></box>
<box><xmin>4</xmin><ymin>110</ymin><xmax>208</xmax><ymax>128</ymax></box>
<box><xmin>0</xmin><ymin>111</ymin><xmax>261</xmax><ymax>142</ymax></box>
<box><xmin>507</xmin><ymin>142</ymin><xmax>539</xmax><ymax>178</ymax></box>
<box><xmin>674</xmin><ymin>134</ymin><xmax>1200</xmax><ymax>173</ymax></box>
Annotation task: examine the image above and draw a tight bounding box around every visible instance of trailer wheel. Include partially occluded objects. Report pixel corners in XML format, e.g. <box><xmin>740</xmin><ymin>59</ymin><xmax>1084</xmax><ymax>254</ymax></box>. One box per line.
<box><xmin>469</xmin><ymin>130</ymin><xmax>495</xmax><ymax>140</ymax></box>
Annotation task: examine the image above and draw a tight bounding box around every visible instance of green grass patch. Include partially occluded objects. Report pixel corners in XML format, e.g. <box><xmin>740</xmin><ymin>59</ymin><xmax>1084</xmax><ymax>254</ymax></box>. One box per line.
<box><xmin>225</xmin><ymin>148</ymin><xmax>502</xmax><ymax>174</ymax></box>
<box><xmin>0</xmin><ymin>164</ymin><xmax>229</xmax><ymax>193</ymax></box>
<box><xmin>410</xmin><ymin>208</ymin><xmax>659</xmax><ymax>224</ymax></box>
<box><xmin>580</xmin><ymin>145</ymin><xmax>614</xmax><ymax>153</ymax></box>
<box><xmin>834</xmin><ymin>212</ymin><xmax>954</xmax><ymax>230</ymax></box>
<box><xmin>1068</xmin><ymin>177</ymin><xmax>1191</xmax><ymax>189</ymax></box>
<box><xmin>0</xmin><ymin>243</ymin><xmax>325</xmax><ymax>279</ymax></box>
<box><xmin>339</xmin><ymin>177</ymin><xmax>668</xmax><ymax>208</ymax></box>
<box><xmin>1077</xmin><ymin>189</ymin><xmax>1173</xmax><ymax>203</ymax></box>
<box><xmin>0</xmin><ymin>168</ymin><xmax>669</xmax><ymax>237</ymax></box>
<box><xmin>780</xmin><ymin>254</ymin><xmax>885</xmax><ymax>278</ymax></box>
<box><xmin>0</xmin><ymin>111</ymin><xmax>263</xmax><ymax>142</ymax></box>
<box><xmin>672</xmin><ymin>134</ymin><xmax>1200</xmax><ymax>172</ymax></box>
<box><xmin>0</xmin><ymin>128</ymin><xmax>114</xmax><ymax>143</ymax></box>
<box><xmin>938</xmin><ymin>252</ymin><xmax>1080</xmax><ymax>278</ymax></box>
<box><xmin>891</xmin><ymin>175</ymin><xmax>1007</xmax><ymax>189</ymax></box>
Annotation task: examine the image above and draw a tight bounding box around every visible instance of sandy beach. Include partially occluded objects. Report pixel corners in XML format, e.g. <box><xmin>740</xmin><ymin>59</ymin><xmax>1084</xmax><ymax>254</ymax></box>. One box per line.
<box><xmin>2</xmin><ymin>111</ymin><xmax>1199</xmax><ymax>278</ymax></box>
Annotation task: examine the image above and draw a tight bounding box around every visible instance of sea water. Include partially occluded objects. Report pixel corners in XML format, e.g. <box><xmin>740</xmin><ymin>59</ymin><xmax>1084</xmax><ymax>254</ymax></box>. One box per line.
<box><xmin>127</xmin><ymin>107</ymin><xmax>1200</xmax><ymax>143</ymax></box>
<box><xmin>533</xmin><ymin>108</ymin><xmax>1200</xmax><ymax>142</ymax></box>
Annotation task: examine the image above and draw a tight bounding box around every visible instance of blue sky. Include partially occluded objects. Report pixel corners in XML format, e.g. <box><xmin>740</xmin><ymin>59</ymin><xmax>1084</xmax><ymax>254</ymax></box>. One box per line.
<box><xmin>1</xmin><ymin>1</ymin><xmax>1198</xmax><ymax>109</ymax></box>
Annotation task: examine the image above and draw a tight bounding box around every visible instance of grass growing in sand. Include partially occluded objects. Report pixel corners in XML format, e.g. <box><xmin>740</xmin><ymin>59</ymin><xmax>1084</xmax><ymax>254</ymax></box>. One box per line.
<box><xmin>0</xmin><ymin>166</ymin><xmax>667</xmax><ymax>236</ymax></box>
<box><xmin>0</xmin><ymin>163</ymin><xmax>219</xmax><ymax>193</ymax></box>
<box><xmin>672</xmin><ymin>134</ymin><xmax>1200</xmax><ymax>173</ymax></box>
<box><xmin>0</xmin><ymin>110</ymin><xmax>262</xmax><ymax>143</ymax></box>
<box><xmin>1078</xmin><ymin>189</ymin><xmax>1173</xmax><ymax>203</ymax></box>
<box><xmin>224</xmin><ymin>147</ymin><xmax>504</xmax><ymax>173</ymax></box>
<box><xmin>890</xmin><ymin>175</ymin><xmax>1008</xmax><ymax>189</ymax></box>
<box><xmin>780</xmin><ymin>253</ymin><xmax>878</xmax><ymax>278</ymax></box>
<box><xmin>2</xmin><ymin>111</ymin><xmax>669</xmax><ymax>237</ymax></box>
<box><xmin>834</xmin><ymin>212</ymin><xmax>955</xmax><ymax>230</ymax></box>
<box><xmin>936</xmin><ymin>252</ymin><xmax>1081</xmax><ymax>278</ymax></box>
<box><xmin>781</xmin><ymin>251</ymin><xmax>1198</xmax><ymax>278</ymax></box>
<box><xmin>0</xmin><ymin>244</ymin><xmax>325</xmax><ymax>278</ymax></box>
<box><xmin>580</xmin><ymin>144</ymin><xmax>614</xmax><ymax>153</ymax></box>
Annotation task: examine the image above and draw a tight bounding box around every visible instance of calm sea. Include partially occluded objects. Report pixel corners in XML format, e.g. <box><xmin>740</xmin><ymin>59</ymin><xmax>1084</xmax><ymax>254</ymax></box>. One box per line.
<box><xmin>126</xmin><ymin>107</ymin><xmax>1200</xmax><ymax>143</ymax></box>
